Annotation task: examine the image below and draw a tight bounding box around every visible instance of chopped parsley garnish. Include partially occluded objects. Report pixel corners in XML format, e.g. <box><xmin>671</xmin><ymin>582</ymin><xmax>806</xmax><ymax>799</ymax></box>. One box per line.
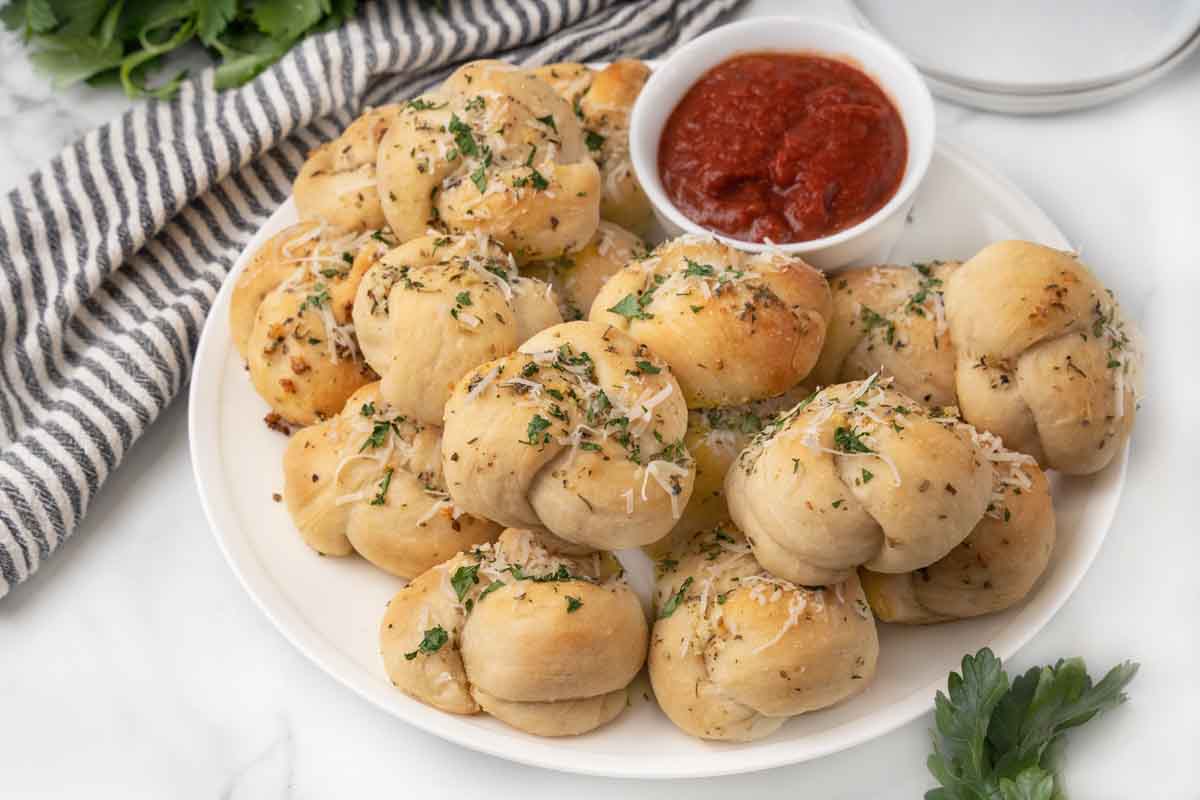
<box><xmin>834</xmin><ymin>426</ymin><xmax>874</xmax><ymax>454</ymax></box>
<box><xmin>360</xmin><ymin>402</ymin><xmax>376</xmax><ymax>417</ymax></box>
<box><xmin>369</xmin><ymin>468</ymin><xmax>394</xmax><ymax>506</ymax></box>
<box><xmin>514</xmin><ymin>167</ymin><xmax>549</xmax><ymax>190</ymax></box>
<box><xmin>300</xmin><ymin>284</ymin><xmax>330</xmax><ymax>312</ymax></box>
<box><xmin>523</xmin><ymin>414</ymin><xmax>551</xmax><ymax>445</ymax></box>
<box><xmin>584</xmin><ymin>129</ymin><xmax>605</xmax><ymax>151</ymax></box>
<box><xmin>607</xmin><ymin>285</ymin><xmax>658</xmax><ymax>320</ymax></box>
<box><xmin>450</xmin><ymin>564</ymin><xmax>479</xmax><ymax>601</ymax></box>
<box><xmin>447</xmin><ymin>114</ymin><xmax>478</xmax><ymax>157</ymax></box>
<box><xmin>469</xmin><ymin>146</ymin><xmax>493</xmax><ymax>193</ymax></box>
<box><xmin>683</xmin><ymin>257</ymin><xmax>716</xmax><ymax>278</ymax></box>
<box><xmin>403</xmin><ymin>625</ymin><xmax>448</xmax><ymax>660</ymax></box>
<box><xmin>566</xmin><ymin>596</ymin><xmax>583</xmax><ymax>613</ymax></box>
<box><xmin>408</xmin><ymin>98</ymin><xmax>446</xmax><ymax>111</ymax></box>
<box><xmin>635</xmin><ymin>360</ymin><xmax>661</xmax><ymax>374</ymax></box>
<box><xmin>536</xmin><ymin>113</ymin><xmax>557</xmax><ymax>132</ymax></box>
<box><xmin>658</xmin><ymin>576</ymin><xmax>693</xmax><ymax>619</ymax></box>
<box><xmin>860</xmin><ymin>306</ymin><xmax>896</xmax><ymax>345</ymax></box>
<box><xmin>862</xmin><ymin>468</ymin><xmax>875</xmax><ymax>484</ymax></box>
<box><xmin>360</xmin><ymin>420</ymin><xmax>393</xmax><ymax>451</ymax></box>
<box><xmin>578</xmin><ymin>441</ymin><xmax>601</xmax><ymax>452</ymax></box>
<box><xmin>464</xmin><ymin>95</ymin><xmax>485</xmax><ymax>112</ymax></box>
<box><xmin>521</xmin><ymin>362</ymin><xmax>539</xmax><ymax>378</ymax></box>
<box><xmin>477</xmin><ymin>581</ymin><xmax>505</xmax><ymax>602</ymax></box>
<box><xmin>455</xmin><ymin>291</ymin><xmax>472</xmax><ymax>307</ymax></box>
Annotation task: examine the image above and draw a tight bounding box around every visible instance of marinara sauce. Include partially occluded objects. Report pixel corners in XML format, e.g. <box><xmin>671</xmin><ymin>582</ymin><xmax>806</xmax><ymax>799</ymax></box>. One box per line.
<box><xmin>658</xmin><ymin>52</ymin><xmax>907</xmax><ymax>244</ymax></box>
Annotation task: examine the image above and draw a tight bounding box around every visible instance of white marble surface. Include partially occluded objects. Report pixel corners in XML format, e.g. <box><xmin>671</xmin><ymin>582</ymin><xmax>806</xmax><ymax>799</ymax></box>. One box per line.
<box><xmin>2</xmin><ymin>2</ymin><xmax>1199</xmax><ymax>797</ymax></box>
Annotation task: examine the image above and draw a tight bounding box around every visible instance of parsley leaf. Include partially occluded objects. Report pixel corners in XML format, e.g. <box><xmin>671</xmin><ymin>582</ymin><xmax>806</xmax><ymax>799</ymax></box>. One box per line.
<box><xmin>407</xmin><ymin>97</ymin><xmax>445</xmax><ymax>111</ymax></box>
<box><xmin>368</xmin><ymin>467</ymin><xmax>393</xmax><ymax>506</ymax></box>
<box><xmin>566</xmin><ymin>596</ymin><xmax>583</xmax><ymax>613</ymax></box>
<box><xmin>477</xmin><ymin>580</ymin><xmax>504</xmax><ymax>602</ymax></box>
<box><xmin>4</xmin><ymin>0</ymin><xmax>363</xmax><ymax>98</ymax></box>
<box><xmin>834</xmin><ymin>426</ymin><xmax>873</xmax><ymax>454</ymax></box>
<box><xmin>450</xmin><ymin>564</ymin><xmax>479</xmax><ymax>601</ymax></box>
<box><xmin>926</xmin><ymin>648</ymin><xmax>1138</xmax><ymax>800</ymax></box>
<box><xmin>860</xmin><ymin>306</ymin><xmax>896</xmax><ymax>345</ymax></box>
<box><xmin>522</xmin><ymin>414</ymin><xmax>551</xmax><ymax>445</ymax></box>
<box><xmin>536</xmin><ymin>113</ymin><xmax>557</xmax><ymax>132</ymax></box>
<box><xmin>658</xmin><ymin>576</ymin><xmax>693</xmax><ymax>619</ymax></box>
<box><xmin>584</xmin><ymin>129</ymin><xmax>605</xmax><ymax>151</ymax></box>
<box><xmin>635</xmin><ymin>360</ymin><xmax>661</xmax><ymax>374</ymax></box>
<box><xmin>683</xmin><ymin>257</ymin><xmax>716</xmax><ymax>278</ymax></box>
<box><xmin>447</xmin><ymin>113</ymin><xmax>478</xmax><ymax>157</ymax></box>
<box><xmin>403</xmin><ymin>625</ymin><xmax>448</xmax><ymax>660</ymax></box>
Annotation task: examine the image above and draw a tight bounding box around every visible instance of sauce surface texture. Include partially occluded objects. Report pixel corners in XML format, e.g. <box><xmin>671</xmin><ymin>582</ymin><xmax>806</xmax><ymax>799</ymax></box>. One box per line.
<box><xmin>659</xmin><ymin>52</ymin><xmax>907</xmax><ymax>244</ymax></box>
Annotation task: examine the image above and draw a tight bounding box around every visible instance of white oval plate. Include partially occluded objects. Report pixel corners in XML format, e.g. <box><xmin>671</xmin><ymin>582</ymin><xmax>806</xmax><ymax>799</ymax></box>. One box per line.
<box><xmin>188</xmin><ymin>137</ymin><xmax>1128</xmax><ymax>779</ymax></box>
<box><xmin>849</xmin><ymin>0</ymin><xmax>1200</xmax><ymax>95</ymax></box>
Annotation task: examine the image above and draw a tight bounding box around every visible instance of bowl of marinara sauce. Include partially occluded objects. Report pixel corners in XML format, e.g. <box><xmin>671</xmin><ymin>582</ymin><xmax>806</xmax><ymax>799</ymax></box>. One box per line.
<box><xmin>630</xmin><ymin>17</ymin><xmax>935</xmax><ymax>269</ymax></box>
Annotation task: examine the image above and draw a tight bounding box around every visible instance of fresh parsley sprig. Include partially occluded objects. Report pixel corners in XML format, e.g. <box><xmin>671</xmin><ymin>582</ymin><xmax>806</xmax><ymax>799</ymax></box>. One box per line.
<box><xmin>2</xmin><ymin>0</ymin><xmax>366</xmax><ymax>98</ymax></box>
<box><xmin>927</xmin><ymin>648</ymin><xmax>1138</xmax><ymax>800</ymax></box>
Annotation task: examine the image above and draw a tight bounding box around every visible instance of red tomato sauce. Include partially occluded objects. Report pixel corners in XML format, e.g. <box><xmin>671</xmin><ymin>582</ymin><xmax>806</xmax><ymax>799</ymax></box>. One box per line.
<box><xmin>658</xmin><ymin>52</ymin><xmax>907</xmax><ymax>244</ymax></box>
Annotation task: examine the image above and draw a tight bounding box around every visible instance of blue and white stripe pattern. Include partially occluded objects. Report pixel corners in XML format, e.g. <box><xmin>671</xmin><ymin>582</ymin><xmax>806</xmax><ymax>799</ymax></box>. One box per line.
<box><xmin>0</xmin><ymin>0</ymin><xmax>742</xmax><ymax>598</ymax></box>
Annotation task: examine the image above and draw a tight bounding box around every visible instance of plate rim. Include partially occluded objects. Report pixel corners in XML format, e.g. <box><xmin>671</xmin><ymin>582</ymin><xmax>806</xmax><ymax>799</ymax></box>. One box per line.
<box><xmin>187</xmin><ymin>137</ymin><xmax>1128</xmax><ymax>779</ymax></box>
<box><xmin>847</xmin><ymin>0</ymin><xmax>1200</xmax><ymax>96</ymax></box>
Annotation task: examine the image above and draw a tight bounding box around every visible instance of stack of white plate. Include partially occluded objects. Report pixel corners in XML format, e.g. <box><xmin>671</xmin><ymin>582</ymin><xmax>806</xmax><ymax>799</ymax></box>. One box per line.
<box><xmin>849</xmin><ymin>0</ymin><xmax>1200</xmax><ymax>113</ymax></box>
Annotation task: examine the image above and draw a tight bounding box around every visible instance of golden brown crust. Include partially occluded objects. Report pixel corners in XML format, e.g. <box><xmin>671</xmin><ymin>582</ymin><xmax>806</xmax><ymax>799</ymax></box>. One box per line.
<box><xmin>644</xmin><ymin>384</ymin><xmax>815</xmax><ymax>560</ymax></box>
<box><xmin>814</xmin><ymin>261</ymin><xmax>960</xmax><ymax>406</ymax></box>
<box><xmin>351</xmin><ymin>233</ymin><xmax>561</xmax><ymax>425</ymax></box>
<box><xmin>377</xmin><ymin>61</ymin><xmax>601</xmax><ymax>263</ymax></box>
<box><xmin>533</xmin><ymin>60</ymin><xmax>654</xmax><ymax>234</ymax></box>
<box><xmin>282</xmin><ymin>383</ymin><xmax>501</xmax><ymax>578</ymax></box>
<box><xmin>862</xmin><ymin>449</ymin><xmax>1056</xmax><ymax>623</ymax></box>
<box><xmin>590</xmin><ymin>236</ymin><xmax>833</xmax><ymax>408</ymax></box>
<box><xmin>648</xmin><ymin>525</ymin><xmax>878</xmax><ymax>741</ymax></box>
<box><xmin>441</xmin><ymin>320</ymin><xmax>695</xmax><ymax>550</ymax></box>
<box><xmin>725</xmin><ymin>379</ymin><xmax>995</xmax><ymax>585</ymax></box>
<box><xmin>522</xmin><ymin>221</ymin><xmax>646</xmax><ymax>321</ymax></box>
<box><xmin>379</xmin><ymin>529</ymin><xmax>647</xmax><ymax>736</ymax></box>
<box><xmin>294</xmin><ymin>105</ymin><xmax>402</xmax><ymax>233</ymax></box>
<box><xmin>945</xmin><ymin>241</ymin><xmax>1139</xmax><ymax>474</ymax></box>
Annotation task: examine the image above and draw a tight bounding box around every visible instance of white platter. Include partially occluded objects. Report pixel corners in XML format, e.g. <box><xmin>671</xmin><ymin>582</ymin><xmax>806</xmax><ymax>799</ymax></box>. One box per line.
<box><xmin>188</xmin><ymin>137</ymin><xmax>1128</xmax><ymax>779</ymax></box>
<box><xmin>849</xmin><ymin>0</ymin><xmax>1200</xmax><ymax>95</ymax></box>
<box><xmin>916</xmin><ymin>25</ymin><xmax>1200</xmax><ymax>116</ymax></box>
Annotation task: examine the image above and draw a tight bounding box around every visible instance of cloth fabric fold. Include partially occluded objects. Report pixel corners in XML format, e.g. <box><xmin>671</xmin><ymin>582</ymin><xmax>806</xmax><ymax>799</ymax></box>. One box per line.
<box><xmin>0</xmin><ymin>0</ymin><xmax>742</xmax><ymax>598</ymax></box>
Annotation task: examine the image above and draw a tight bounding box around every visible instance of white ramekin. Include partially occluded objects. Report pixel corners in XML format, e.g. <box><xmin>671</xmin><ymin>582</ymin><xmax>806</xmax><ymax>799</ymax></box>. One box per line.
<box><xmin>630</xmin><ymin>16</ymin><xmax>935</xmax><ymax>270</ymax></box>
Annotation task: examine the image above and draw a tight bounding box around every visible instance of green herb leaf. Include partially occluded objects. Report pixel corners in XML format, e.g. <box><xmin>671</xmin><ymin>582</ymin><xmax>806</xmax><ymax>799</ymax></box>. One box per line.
<box><xmin>658</xmin><ymin>576</ymin><xmax>693</xmax><ymax>619</ymax></box>
<box><xmin>447</xmin><ymin>113</ymin><xmax>478</xmax><ymax>157</ymax></box>
<box><xmin>584</xmin><ymin>129</ymin><xmax>605</xmax><ymax>151</ymax></box>
<box><xmin>368</xmin><ymin>467</ymin><xmax>393</xmax><ymax>506</ymax></box>
<box><xmin>536</xmin><ymin>113</ymin><xmax>557</xmax><ymax>132</ymax></box>
<box><xmin>450</xmin><ymin>564</ymin><xmax>479</xmax><ymax>601</ymax></box>
<box><xmin>834</xmin><ymin>426</ymin><xmax>873</xmax><ymax>454</ymax></box>
<box><xmin>403</xmin><ymin>625</ymin><xmax>448</xmax><ymax>660</ymax></box>
<box><xmin>635</xmin><ymin>360</ymin><xmax>661</xmax><ymax>374</ymax></box>
<box><xmin>407</xmin><ymin>97</ymin><xmax>445</xmax><ymax>111</ymax></box>
<box><xmin>683</xmin><ymin>258</ymin><xmax>715</xmax><ymax>278</ymax></box>
<box><xmin>477</xmin><ymin>580</ymin><xmax>504</xmax><ymax>602</ymax></box>
<box><xmin>925</xmin><ymin>648</ymin><xmax>1138</xmax><ymax>800</ymax></box>
<box><xmin>565</xmin><ymin>596</ymin><xmax>582</xmax><ymax>613</ymax></box>
<box><xmin>523</xmin><ymin>414</ymin><xmax>551</xmax><ymax>445</ymax></box>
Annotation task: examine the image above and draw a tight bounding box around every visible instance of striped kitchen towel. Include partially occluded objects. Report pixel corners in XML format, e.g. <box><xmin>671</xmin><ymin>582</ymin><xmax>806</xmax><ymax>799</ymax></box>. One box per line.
<box><xmin>0</xmin><ymin>0</ymin><xmax>743</xmax><ymax>599</ymax></box>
